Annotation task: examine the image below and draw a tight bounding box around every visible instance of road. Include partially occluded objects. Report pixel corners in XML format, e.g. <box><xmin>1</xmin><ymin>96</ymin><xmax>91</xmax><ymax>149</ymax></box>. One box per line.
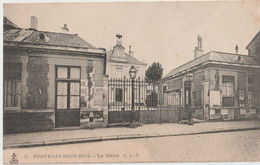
<box><xmin>3</xmin><ymin>130</ymin><xmax>260</xmax><ymax>163</ymax></box>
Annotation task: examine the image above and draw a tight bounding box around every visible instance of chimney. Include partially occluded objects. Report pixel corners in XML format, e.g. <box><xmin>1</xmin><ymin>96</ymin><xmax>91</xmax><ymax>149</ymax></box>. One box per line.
<box><xmin>194</xmin><ymin>34</ymin><xmax>204</xmax><ymax>58</ymax></box>
<box><xmin>129</xmin><ymin>45</ymin><xmax>134</xmax><ymax>56</ymax></box>
<box><xmin>116</xmin><ymin>34</ymin><xmax>122</xmax><ymax>45</ymax></box>
<box><xmin>31</xmin><ymin>16</ymin><xmax>38</xmax><ymax>30</ymax></box>
<box><xmin>61</xmin><ymin>24</ymin><xmax>69</xmax><ymax>33</ymax></box>
<box><xmin>235</xmin><ymin>44</ymin><xmax>238</xmax><ymax>54</ymax></box>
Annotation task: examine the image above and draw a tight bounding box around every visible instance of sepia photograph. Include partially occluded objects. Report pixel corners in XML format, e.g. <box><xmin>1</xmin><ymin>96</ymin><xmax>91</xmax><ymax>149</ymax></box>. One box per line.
<box><xmin>2</xmin><ymin>0</ymin><xmax>260</xmax><ymax>164</ymax></box>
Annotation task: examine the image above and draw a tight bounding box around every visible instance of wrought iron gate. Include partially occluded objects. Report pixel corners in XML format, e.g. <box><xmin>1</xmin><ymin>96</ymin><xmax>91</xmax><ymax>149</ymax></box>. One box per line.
<box><xmin>108</xmin><ymin>77</ymin><xmax>159</xmax><ymax>125</ymax></box>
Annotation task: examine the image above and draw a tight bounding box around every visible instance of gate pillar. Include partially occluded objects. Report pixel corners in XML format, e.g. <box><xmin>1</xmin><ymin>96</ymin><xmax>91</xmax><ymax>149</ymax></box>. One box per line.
<box><xmin>102</xmin><ymin>75</ymin><xmax>109</xmax><ymax>126</ymax></box>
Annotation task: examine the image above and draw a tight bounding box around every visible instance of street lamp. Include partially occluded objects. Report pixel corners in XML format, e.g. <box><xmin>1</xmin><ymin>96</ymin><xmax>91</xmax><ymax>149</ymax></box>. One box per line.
<box><xmin>129</xmin><ymin>66</ymin><xmax>137</xmax><ymax>79</ymax></box>
<box><xmin>129</xmin><ymin>66</ymin><xmax>137</xmax><ymax>128</ymax></box>
<box><xmin>186</xmin><ymin>73</ymin><xmax>193</xmax><ymax>125</ymax></box>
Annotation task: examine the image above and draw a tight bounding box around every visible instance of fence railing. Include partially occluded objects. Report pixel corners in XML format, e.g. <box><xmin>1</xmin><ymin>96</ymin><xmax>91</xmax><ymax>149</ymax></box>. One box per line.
<box><xmin>108</xmin><ymin>77</ymin><xmax>160</xmax><ymax>111</ymax></box>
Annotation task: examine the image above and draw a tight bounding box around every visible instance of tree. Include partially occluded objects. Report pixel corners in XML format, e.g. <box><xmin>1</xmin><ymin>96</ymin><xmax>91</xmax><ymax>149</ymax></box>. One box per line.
<box><xmin>145</xmin><ymin>62</ymin><xmax>163</xmax><ymax>108</ymax></box>
<box><xmin>145</xmin><ymin>62</ymin><xmax>163</xmax><ymax>82</ymax></box>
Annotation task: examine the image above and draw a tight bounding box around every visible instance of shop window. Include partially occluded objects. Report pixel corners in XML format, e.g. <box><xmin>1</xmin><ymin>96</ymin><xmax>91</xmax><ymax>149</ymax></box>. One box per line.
<box><xmin>248</xmin><ymin>87</ymin><xmax>255</xmax><ymax>107</ymax></box>
<box><xmin>222</xmin><ymin>76</ymin><xmax>234</xmax><ymax>106</ymax></box>
<box><xmin>4</xmin><ymin>63</ymin><xmax>22</xmax><ymax>109</ymax></box>
<box><xmin>115</xmin><ymin>88</ymin><xmax>123</xmax><ymax>102</ymax></box>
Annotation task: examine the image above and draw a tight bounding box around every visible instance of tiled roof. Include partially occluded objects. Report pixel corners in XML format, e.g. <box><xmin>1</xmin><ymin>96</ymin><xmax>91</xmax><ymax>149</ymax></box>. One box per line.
<box><xmin>163</xmin><ymin>51</ymin><xmax>260</xmax><ymax>79</ymax></box>
<box><xmin>4</xmin><ymin>28</ymin><xmax>95</xmax><ymax>48</ymax></box>
<box><xmin>107</xmin><ymin>50</ymin><xmax>147</xmax><ymax>65</ymax></box>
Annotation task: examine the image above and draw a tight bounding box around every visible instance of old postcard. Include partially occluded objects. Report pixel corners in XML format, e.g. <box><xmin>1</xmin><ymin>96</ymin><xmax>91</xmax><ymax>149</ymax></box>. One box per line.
<box><xmin>2</xmin><ymin>0</ymin><xmax>260</xmax><ymax>164</ymax></box>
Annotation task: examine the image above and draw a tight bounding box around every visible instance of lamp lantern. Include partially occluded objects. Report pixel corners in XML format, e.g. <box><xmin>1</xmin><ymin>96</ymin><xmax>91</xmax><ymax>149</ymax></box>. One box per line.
<box><xmin>129</xmin><ymin>66</ymin><xmax>137</xmax><ymax>79</ymax></box>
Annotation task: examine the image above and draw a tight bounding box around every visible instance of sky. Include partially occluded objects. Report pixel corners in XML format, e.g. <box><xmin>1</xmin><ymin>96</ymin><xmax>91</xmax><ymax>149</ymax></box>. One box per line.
<box><xmin>3</xmin><ymin>1</ymin><xmax>260</xmax><ymax>76</ymax></box>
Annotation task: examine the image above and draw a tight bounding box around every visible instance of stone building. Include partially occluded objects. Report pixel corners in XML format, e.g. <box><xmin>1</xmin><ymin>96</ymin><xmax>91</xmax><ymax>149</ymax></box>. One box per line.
<box><xmin>160</xmin><ymin>34</ymin><xmax>260</xmax><ymax>121</ymax></box>
<box><xmin>106</xmin><ymin>34</ymin><xmax>147</xmax><ymax>79</ymax></box>
<box><xmin>106</xmin><ymin>34</ymin><xmax>147</xmax><ymax>108</ymax></box>
<box><xmin>3</xmin><ymin>17</ymin><xmax>108</xmax><ymax>134</ymax></box>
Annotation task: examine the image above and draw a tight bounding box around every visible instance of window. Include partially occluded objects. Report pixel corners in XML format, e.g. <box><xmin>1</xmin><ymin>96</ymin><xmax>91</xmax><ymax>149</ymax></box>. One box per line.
<box><xmin>167</xmin><ymin>91</ymin><xmax>180</xmax><ymax>106</ymax></box>
<box><xmin>4</xmin><ymin>63</ymin><xmax>22</xmax><ymax>109</ymax></box>
<box><xmin>115</xmin><ymin>88</ymin><xmax>123</xmax><ymax>102</ymax></box>
<box><xmin>70</xmin><ymin>68</ymin><xmax>80</xmax><ymax>79</ymax></box>
<box><xmin>248</xmin><ymin>75</ymin><xmax>256</xmax><ymax>107</ymax></box>
<box><xmin>248</xmin><ymin>75</ymin><xmax>255</xmax><ymax>84</ymax></box>
<box><xmin>248</xmin><ymin>87</ymin><xmax>255</xmax><ymax>107</ymax></box>
<box><xmin>184</xmin><ymin>81</ymin><xmax>191</xmax><ymax>106</ymax></box>
<box><xmin>222</xmin><ymin>76</ymin><xmax>234</xmax><ymax>106</ymax></box>
<box><xmin>239</xmin><ymin>89</ymin><xmax>245</xmax><ymax>101</ymax></box>
<box><xmin>56</xmin><ymin>66</ymin><xmax>81</xmax><ymax>110</ymax></box>
<box><xmin>185</xmin><ymin>90</ymin><xmax>189</xmax><ymax>106</ymax></box>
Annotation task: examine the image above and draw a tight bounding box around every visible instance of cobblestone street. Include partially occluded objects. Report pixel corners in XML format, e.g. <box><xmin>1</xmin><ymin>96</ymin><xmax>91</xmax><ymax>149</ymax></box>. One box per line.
<box><xmin>146</xmin><ymin>130</ymin><xmax>260</xmax><ymax>162</ymax></box>
<box><xmin>4</xmin><ymin>130</ymin><xmax>260</xmax><ymax>163</ymax></box>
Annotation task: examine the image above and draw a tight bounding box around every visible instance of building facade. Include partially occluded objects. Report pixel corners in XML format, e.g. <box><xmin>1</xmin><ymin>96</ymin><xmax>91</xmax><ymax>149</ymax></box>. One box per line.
<box><xmin>3</xmin><ymin>17</ymin><xmax>108</xmax><ymax>134</ymax></box>
<box><xmin>106</xmin><ymin>34</ymin><xmax>147</xmax><ymax>79</ymax></box>
<box><xmin>106</xmin><ymin>34</ymin><xmax>147</xmax><ymax>109</ymax></box>
<box><xmin>161</xmin><ymin>34</ymin><xmax>260</xmax><ymax>121</ymax></box>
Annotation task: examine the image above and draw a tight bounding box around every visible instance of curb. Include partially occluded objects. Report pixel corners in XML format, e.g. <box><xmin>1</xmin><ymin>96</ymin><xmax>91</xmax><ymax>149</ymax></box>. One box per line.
<box><xmin>4</xmin><ymin>127</ymin><xmax>260</xmax><ymax>149</ymax></box>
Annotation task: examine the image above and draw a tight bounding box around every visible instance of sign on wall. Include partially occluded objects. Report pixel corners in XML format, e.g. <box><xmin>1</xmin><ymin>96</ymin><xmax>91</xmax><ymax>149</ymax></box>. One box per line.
<box><xmin>240</xmin><ymin>109</ymin><xmax>247</xmax><ymax>115</ymax></box>
<box><xmin>250</xmin><ymin>109</ymin><xmax>256</xmax><ymax>114</ymax></box>
<box><xmin>221</xmin><ymin>109</ymin><xmax>228</xmax><ymax>115</ymax></box>
<box><xmin>210</xmin><ymin>91</ymin><xmax>221</xmax><ymax>107</ymax></box>
<box><xmin>239</xmin><ymin>89</ymin><xmax>245</xmax><ymax>101</ymax></box>
<box><xmin>210</xmin><ymin>109</ymin><xmax>215</xmax><ymax>115</ymax></box>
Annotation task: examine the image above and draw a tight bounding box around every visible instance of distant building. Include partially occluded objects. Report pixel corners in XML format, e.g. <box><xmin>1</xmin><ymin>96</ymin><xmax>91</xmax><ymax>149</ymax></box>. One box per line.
<box><xmin>106</xmin><ymin>34</ymin><xmax>147</xmax><ymax>108</ymax></box>
<box><xmin>160</xmin><ymin>34</ymin><xmax>260</xmax><ymax>121</ymax></box>
<box><xmin>3</xmin><ymin>17</ymin><xmax>108</xmax><ymax>134</ymax></box>
<box><xmin>246</xmin><ymin>31</ymin><xmax>260</xmax><ymax>57</ymax></box>
<box><xmin>106</xmin><ymin>34</ymin><xmax>147</xmax><ymax>79</ymax></box>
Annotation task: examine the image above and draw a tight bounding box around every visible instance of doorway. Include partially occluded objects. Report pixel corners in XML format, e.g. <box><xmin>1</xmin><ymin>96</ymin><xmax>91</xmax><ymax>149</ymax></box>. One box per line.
<box><xmin>55</xmin><ymin>66</ymin><xmax>81</xmax><ymax>127</ymax></box>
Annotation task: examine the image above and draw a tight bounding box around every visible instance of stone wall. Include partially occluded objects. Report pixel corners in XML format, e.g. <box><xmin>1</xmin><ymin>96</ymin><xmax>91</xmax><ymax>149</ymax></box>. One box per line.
<box><xmin>192</xmin><ymin>71</ymin><xmax>205</xmax><ymax>107</ymax></box>
<box><xmin>194</xmin><ymin>108</ymin><xmax>204</xmax><ymax>120</ymax></box>
<box><xmin>27</xmin><ymin>56</ymin><xmax>49</xmax><ymax>109</ymax></box>
<box><xmin>4</xmin><ymin>47</ymin><xmax>108</xmax><ymax>133</ymax></box>
<box><xmin>140</xmin><ymin>108</ymin><xmax>181</xmax><ymax>124</ymax></box>
<box><xmin>3</xmin><ymin>110</ymin><xmax>54</xmax><ymax>134</ymax></box>
<box><xmin>106</xmin><ymin>62</ymin><xmax>147</xmax><ymax>80</ymax></box>
<box><xmin>209</xmin><ymin>107</ymin><xmax>258</xmax><ymax>121</ymax></box>
<box><xmin>80</xmin><ymin>76</ymin><xmax>109</xmax><ymax>129</ymax></box>
<box><xmin>108</xmin><ymin>106</ymin><xmax>186</xmax><ymax>125</ymax></box>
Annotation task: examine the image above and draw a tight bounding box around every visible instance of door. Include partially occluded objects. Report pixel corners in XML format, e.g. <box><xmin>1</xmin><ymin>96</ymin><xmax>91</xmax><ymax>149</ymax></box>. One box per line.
<box><xmin>55</xmin><ymin>66</ymin><xmax>81</xmax><ymax>127</ymax></box>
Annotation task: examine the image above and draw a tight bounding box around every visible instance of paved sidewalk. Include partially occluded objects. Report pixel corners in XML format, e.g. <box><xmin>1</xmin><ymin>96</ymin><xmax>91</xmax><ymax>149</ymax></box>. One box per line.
<box><xmin>3</xmin><ymin>120</ymin><xmax>260</xmax><ymax>149</ymax></box>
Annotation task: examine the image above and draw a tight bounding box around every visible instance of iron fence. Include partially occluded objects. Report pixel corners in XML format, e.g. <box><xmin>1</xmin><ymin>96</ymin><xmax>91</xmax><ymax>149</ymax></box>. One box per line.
<box><xmin>108</xmin><ymin>77</ymin><xmax>160</xmax><ymax>111</ymax></box>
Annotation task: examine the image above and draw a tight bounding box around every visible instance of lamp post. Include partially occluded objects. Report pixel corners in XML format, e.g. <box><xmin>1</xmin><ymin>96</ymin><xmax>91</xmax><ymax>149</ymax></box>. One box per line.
<box><xmin>186</xmin><ymin>73</ymin><xmax>193</xmax><ymax>125</ymax></box>
<box><xmin>129</xmin><ymin>66</ymin><xmax>137</xmax><ymax>127</ymax></box>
